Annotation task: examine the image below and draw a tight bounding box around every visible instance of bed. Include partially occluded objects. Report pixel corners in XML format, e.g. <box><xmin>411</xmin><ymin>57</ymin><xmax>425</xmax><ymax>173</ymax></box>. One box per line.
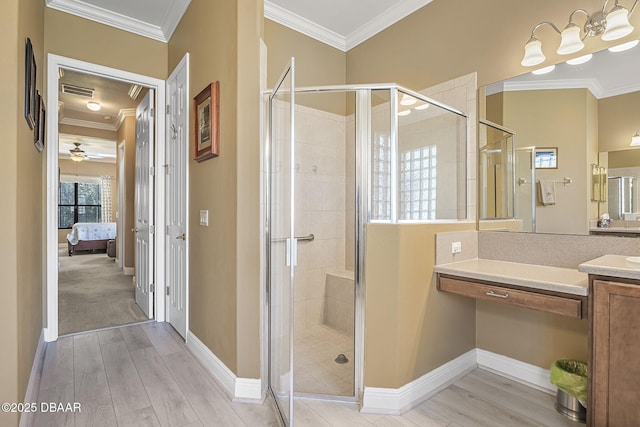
<box><xmin>66</xmin><ymin>222</ymin><xmax>117</xmax><ymax>256</ymax></box>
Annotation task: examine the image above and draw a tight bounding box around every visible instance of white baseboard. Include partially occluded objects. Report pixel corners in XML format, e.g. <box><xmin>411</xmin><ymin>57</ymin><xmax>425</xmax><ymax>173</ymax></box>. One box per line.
<box><xmin>476</xmin><ymin>349</ymin><xmax>555</xmax><ymax>394</ymax></box>
<box><xmin>123</xmin><ymin>267</ymin><xmax>134</xmax><ymax>276</ymax></box>
<box><xmin>20</xmin><ymin>329</ymin><xmax>46</xmax><ymax>427</ymax></box>
<box><xmin>361</xmin><ymin>349</ymin><xmax>477</xmax><ymax>415</ymax></box>
<box><xmin>361</xmin><ymin>348</ymin><xmax>556</xmax><ymax>415</ymax></box>
<box><xmin>186</xmin><ymin>331</ymin><xmax>263</xmax><ymax>403</ymax></box>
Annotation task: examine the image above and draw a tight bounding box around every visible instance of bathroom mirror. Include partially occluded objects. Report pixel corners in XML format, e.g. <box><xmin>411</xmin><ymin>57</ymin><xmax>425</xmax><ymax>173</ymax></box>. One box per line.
<box><xmin>479</xmin><ymin>43</ymin><xmax>640</xmax><ymax>235</ymax></box>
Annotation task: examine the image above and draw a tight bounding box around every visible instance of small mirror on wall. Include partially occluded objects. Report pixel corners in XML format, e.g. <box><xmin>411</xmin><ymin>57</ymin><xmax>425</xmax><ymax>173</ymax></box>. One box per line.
<box><xmin>535</xmin><ymin>147</ymin><xmax>558</xmax><ymax>169</ymax></box>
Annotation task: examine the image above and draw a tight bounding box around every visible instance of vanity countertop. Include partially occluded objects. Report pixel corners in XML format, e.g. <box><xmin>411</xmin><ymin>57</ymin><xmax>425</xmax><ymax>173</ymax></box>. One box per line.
<box><xmin>434</xmin><ymin>258</ymin><xmax>588</xmax><ymax>296</ymax></box>
<box><xmin>578</xmin><ymin>254</ymin><xmax>640</xmax><ymax>281</ymax></box>
<box><xmin>589</xmin><ymin>226</ymin><xmax>640</xmax><ymax>233</ymax></box>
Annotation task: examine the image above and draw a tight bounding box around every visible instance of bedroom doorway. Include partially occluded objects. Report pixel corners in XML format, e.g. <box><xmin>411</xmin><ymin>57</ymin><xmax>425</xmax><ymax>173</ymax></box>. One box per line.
<box><xmin>46</xmin><ymin>55</ymin><xmax>171</xmax><ymax>341</ymax></box>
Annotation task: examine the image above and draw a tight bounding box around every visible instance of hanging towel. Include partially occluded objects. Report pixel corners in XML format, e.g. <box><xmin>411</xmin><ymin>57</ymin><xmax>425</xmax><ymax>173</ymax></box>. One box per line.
<box><xmin>538</xmin><ymin>180</ymin><xmax>556</xmax><ymax>205</ymax></box>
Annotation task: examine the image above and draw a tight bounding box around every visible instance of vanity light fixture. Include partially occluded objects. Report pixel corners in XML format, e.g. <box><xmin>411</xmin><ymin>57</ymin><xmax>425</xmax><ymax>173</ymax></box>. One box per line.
<box><xmin>531</xmin><ymin>65</ymin><xmax>556</xmax><ymax>75</ymax></box>
<box><xmin>400</xmin><ymin>94</ymin><xmax>417</xmax><ymax>106</ymax></box>
<box><xmin>631</xmin><ymin>131</ymin><xmax>640</xmax><ymax>146</ymax></box>
<box><xmin>566</xmin><ymin>53</ymin><xmax>594</xmax><ymax>65</ymax></box>
<box><xmin>608</xmin><ymin>38</ymin><xmax>640</xmax><ymax>51</ymax></box>
<box><xmin>521</xmin><ymin>0</ymin><xmax>638</xmax><ymax>67</ymax></box>
<box><xmin>87</xmin><ymin>101</ymin><xmax>101</xmax><ymax>111</ymax></box>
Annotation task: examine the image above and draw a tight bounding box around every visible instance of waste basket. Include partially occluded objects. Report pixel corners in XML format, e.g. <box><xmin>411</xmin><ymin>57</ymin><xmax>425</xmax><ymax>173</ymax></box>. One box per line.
<box><xmin>550</xmin><ymin>359</ymin><xmax>587</xmax><ymax>423</ymax></box>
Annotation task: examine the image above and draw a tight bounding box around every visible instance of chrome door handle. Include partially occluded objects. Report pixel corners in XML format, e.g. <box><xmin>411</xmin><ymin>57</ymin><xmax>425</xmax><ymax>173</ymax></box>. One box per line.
<box><xmin>176</xmin><ymin>233</ymin><xmax>186</xmax><ymax>240</ymax></box>
<box><xmin>486</xmin><ymin>290</ymin><xmax>509</xmax><ymax>299</ymax></box>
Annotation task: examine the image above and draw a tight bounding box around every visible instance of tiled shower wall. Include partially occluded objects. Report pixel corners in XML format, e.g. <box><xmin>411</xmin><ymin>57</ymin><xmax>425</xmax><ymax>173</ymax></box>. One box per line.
<box><xmin>294</xmin><ymin>104</ymin><xmax>347</xmax><ymax>330</ymax></box>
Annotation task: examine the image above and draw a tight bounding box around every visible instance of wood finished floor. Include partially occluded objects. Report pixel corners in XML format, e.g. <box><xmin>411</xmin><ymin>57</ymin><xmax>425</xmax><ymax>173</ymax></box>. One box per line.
<box><xmin>34</xmin><ymin>322</ymin><xmax>578</xmax><ymax>427</ymax></box>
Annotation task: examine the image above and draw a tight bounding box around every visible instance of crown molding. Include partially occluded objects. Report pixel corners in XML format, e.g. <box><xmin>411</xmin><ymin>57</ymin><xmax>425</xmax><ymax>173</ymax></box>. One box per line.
<box><xmin>45</xmin><ymin>0</ymin><xmax>191</xmax><ymax>43</ymax></box>
<box><xmin>60</xmin><ymin>117</ymin><xmax>117</xmax><ymax>131</ymax></box>
<box><xmin>345</xmin><ymin>0</ymin><xmax>434</xmax><ymax>50</ymax></box>
<box><xmin>116</xmin><ymin>108</ymin><xmax>136</xmax><ymax>131</ymax></box>
<box><xmin>265</xmin><ymin>0</ymin><xmax>433</xmax><ymax>52</ymax></box>
<box><xmin>491</xmin><ymin>78</ymin><xmax>607</xmax><ymax>99</ymax></box>
<box><xmin>264</xmin><ymin>1</ymin><xmax>345</xmax><ymax>51</ymax></box>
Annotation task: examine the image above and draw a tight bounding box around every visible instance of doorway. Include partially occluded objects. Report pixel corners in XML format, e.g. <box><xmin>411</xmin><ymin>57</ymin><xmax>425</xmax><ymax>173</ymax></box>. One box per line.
<box><xmin>46</xmin><ymin>54</ymin><xmax>181</xmax><ymax>342</ymax></box>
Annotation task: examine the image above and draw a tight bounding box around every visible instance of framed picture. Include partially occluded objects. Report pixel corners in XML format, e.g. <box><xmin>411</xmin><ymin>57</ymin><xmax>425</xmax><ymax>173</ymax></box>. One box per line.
<box><xmin>34</xmin><ymin>92</ymin><xmax>45</xmax><ymax>152</ymax></box>
<box><xmin>193</xmin><ymin>81</ymin><xmax>219</xmax><ymax>162</ymax></box>
<box><xmin>534</xmin><ymin>147</ymin><xmax>558</xmax><ymax>169</ymax></box>
<box><xmin>24</xmin><ymin>38</ymin><xmax>37</xmax><ymax>130</ymax></box>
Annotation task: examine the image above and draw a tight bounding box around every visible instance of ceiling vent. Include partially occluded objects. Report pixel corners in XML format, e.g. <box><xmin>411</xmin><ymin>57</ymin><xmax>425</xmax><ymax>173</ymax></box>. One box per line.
<box><xmin>61</xmin><ymin>83</ymin><xmax>95</xmax><ymax>98</ymax></box>
<box><xmin>128</xmin><ymin>84</ymin><xmax>143</xmax><ymax>100</ymax></box>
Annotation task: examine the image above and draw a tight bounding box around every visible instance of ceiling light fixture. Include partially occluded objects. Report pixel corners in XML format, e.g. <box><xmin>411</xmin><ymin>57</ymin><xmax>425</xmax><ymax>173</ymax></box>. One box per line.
<box><xmin>86</xmin><ymin>101</ymin><xmax>101</xmax><ymax>111</ymax></box>
<box><xmin>521</xmin><ymin>0</ymin><xmax>638</xmax><ymax>67</ymax></box>
<box><xmin>631</xmin><ymin>131</ymin><xmax>640</xmax><ymax>146</ymax></box>
<box><xmin>566</xmin><ymin>53</ymin><xmax>594</xmax><ymax>65</ymax></box>
<box><xmin>608</xmin><ymin>38</ymin><xmax>640</xmax><ymax>51</ymax></box>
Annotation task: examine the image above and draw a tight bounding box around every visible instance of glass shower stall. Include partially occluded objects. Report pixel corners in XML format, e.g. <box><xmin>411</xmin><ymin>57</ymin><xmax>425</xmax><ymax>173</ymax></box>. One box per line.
<box><xmin>265</xmin><ymin>59</ymin><xmax>468</xmax><ymax>426</ymax></box>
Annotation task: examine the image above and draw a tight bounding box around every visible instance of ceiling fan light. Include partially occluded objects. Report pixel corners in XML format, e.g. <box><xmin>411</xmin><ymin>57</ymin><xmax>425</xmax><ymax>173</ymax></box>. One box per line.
<box><xmin>566</xmin><ymin>53</ymin><xmax>593</xmax><ymax>65</ymax></box>
<box><xmin>557</xmin><ymin>24</ymin><xmax>585</xmax><ymax>55</ymax></box>
<box><xmin>70</xmin><ymin>155</ymin><xmax>84</xmax><ymax>162</ymax></box>
<box><xmin>521</xmin><ymin>37</ymin><xmax>545</xmax><ymax>67</ymax></box>
<box><xmin>87</xmin><ymin>101</ymin><xmax>101</xmax><ymax>112</ymax></box>
<box><xmin>631</xmin><ymin>132</ymin><xmax>640</xmax><ymax>147</ymax></box>
<box><xmin>608</xmin><ymin>39</ymin><xmax>640</xmax><ymax>52</ymax></box>
<box><xmin>602</xmin><ymin>5</ymin><xmax>634</xmax><ymax>41</ymax></box>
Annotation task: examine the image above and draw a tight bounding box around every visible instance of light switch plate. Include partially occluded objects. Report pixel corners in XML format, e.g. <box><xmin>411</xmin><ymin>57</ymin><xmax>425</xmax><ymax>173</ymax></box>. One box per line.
<box><xmin>200</xmin><ymin>210</ymin><xmax>209</xmax><ymax>226</ymax></box>
<box><xmin>451</xmin><ymin>241</ymin><xmax>462</xmax><ymax>254</ymax></box>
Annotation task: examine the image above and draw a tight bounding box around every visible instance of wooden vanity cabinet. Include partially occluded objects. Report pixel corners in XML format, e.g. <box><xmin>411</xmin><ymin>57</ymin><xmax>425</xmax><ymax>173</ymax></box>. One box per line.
<box><xmin>588</xmin><ymin>278</ymin><xmax>640</xmax><ymax>427</ymax></box>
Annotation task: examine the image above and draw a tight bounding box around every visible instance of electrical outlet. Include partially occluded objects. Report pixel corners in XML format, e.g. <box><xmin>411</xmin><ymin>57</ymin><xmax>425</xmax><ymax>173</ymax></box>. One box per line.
<box><xmin>451</xmin><ymin>241</ymin><xmax>462</xmax><ymax>254</ymax></box>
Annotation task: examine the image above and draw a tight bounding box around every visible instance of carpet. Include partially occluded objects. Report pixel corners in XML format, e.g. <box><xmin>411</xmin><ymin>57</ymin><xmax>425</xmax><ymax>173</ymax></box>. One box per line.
<box><xmin>58</xmin><ymin>245</ymin><xmax>149</xmax><ymax>335</ymax></box>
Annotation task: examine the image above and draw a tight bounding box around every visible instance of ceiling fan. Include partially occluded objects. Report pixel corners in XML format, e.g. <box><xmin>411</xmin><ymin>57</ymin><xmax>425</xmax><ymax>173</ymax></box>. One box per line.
<box><xmin>69</xmin><ymin>142</ymin><xmax>86</xmax><ymax>162</ymax></box>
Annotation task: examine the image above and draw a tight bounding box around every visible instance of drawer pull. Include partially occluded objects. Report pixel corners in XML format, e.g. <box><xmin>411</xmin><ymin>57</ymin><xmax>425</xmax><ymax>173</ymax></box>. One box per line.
<box><xmin>486</xmin><ymin>290</ymin><xmax>509</xmax><ymax>299</ymax></box>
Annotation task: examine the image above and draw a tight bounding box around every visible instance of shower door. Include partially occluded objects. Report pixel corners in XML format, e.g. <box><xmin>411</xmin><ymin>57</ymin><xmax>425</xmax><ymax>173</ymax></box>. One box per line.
<box><xmin>267</xmin><ymin>59</ymin><xmax>296</xmax><ymax>426</ymax></box>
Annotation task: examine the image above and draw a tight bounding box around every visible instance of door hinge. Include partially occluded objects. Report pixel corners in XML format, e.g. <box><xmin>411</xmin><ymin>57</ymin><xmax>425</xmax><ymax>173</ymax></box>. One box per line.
<box><xmin>150</xmin><ymin>224</ymin><xmax>156</xmax><ymax>234</ymax></box>
<box><xmin>166</xmin><ymin>286</ymin><xmax>170</xmax><ymax>296</ymax></box>
<box><xmin>150</xmin><ymin>166</ymin><xmax>155</xmax><ymax>176</ymax></box>
<box><xmin>150</xmin><ymin>283</ymin><xmax>155</xmax><ymax>293</ymax></box>
<box><xmin>150</xmin><ymin>108</ymin><xmax>155</xmax><ymax>116</ymax></box>
<box><xmin>166</xmin><ymin>105</ymin><xmax>170</xmax><ymax>115</ymax></box>
<box><xmin>166</xmin><ymin>225</ymin><xmax>170</xmax><ymax>235</ymax></box>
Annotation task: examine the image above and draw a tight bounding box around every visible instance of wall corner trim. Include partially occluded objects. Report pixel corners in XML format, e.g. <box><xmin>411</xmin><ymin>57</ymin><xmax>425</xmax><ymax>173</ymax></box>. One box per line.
<box><xmin>20</xmin><ymin>330</ymin><xmax>46</xmax><ymax>427</ymax></box>
<box><xmin>361</xmin><ymin>349</ymin><xmax>477</xmax><ymax>415</ymax></box>
<box><xmin>361</xmin><ymin>348</ymin><xmax>556</xmax><ymax>415</ymax></box>
<box><xmin>186</xmin><ymin>331</ymin><xmax>263</xmax><ymax>402</ymax></box>
<box><xmin>476</xmin><ymin>348</ymin><xmax>555</xmax><ymax>393</ymax></box>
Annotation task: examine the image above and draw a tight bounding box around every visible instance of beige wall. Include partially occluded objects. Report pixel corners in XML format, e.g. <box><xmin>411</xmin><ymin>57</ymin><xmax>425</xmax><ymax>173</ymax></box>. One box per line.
<box><xmin>0</xmin><ymin>0</ymin><xmax>44</xmax><ymax>424</ymax></box>
<box><xmin>365</xmin><ymin>223</ymin><xmax>476</xmax><ymax>387</ymax></box>
<box><xmin>609</xmin><ymin>149</ymin><xmax>640</xmax><ymax>168</ymax></box>
<box><xmin>502</xmin><ymin>89</ymin><xmax>596</xmax><ymax>234</ymax></box>
<box><xmin>117</xmin><ymin>116</ymin><xmax>136</xmax><ymax>270</ymax></box>
<box><xmin>169</xmin><ymin>0</ymin><xmax>264</xmax><ymax>377</ymax></box>
<box><xmin>599</xmin><ymin>91</ymin><xmax>640</xmax><ymax>153</ymax></box>
<box><xmin>44</xmin><ymin>8</ymin><xmax>167</xmax><ymax>80</ymax></box>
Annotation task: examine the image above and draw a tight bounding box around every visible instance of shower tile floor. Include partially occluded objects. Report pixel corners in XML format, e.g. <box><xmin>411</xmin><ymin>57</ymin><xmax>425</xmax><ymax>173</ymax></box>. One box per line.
<box><xmin>294</xmin><ymin>325</ymin><xmax>354</xmax><ymax>396</ymax></box>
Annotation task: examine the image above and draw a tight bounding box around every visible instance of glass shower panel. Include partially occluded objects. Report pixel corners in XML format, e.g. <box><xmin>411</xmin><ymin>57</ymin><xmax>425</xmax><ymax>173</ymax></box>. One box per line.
<box><xmin>478</xmin><ymin>121</ymin><xmax>514</xmax><ymax>219</ymax></box>
<box><xmin>515</xmin><ymin>148</ymin><xmax>535</xmax><ymax>232</ymax></box>
<box><xmin>396</xmin><ymin>91</ymin><xmax>467</xmax><ymax>220</ymax></box>
<box><xmin>290</xmin><ymin>91</ymin><xmax>356</xmax><ymax>398</ymax></box>
<box><xmin>370</xmin><ymin>90</ymin><xmax>392</xmax><ymax>221</ymax></box>
<box><xmin>268</xmin><ymin>62</ymin><xmax>294</xmax><ymax>426</ymax></box>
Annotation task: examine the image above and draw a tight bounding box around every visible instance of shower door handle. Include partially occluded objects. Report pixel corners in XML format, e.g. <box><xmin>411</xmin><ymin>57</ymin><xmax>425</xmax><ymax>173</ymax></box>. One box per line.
<box><xmin>272</xmin><ymin>233</ymin><xmax>315</xmax><ymax>243</ymax></box>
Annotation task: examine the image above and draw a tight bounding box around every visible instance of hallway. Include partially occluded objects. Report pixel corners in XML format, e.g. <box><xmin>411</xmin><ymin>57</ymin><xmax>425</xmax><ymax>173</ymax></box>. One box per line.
<box><xmin>32</xmin><ymin>323</ymin><xmax>575</xmax><ymax>427</ymax></box>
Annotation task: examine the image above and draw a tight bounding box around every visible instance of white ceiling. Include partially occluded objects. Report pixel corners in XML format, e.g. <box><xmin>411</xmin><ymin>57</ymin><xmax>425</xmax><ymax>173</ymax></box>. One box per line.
<box><xmin>45</xmin><ymin>0</ymin><xmax>433</xmax><ymax>50</ymax></box>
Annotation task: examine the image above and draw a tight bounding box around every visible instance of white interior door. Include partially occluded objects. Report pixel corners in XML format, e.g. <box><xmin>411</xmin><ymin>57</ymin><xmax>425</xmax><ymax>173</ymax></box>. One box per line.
<box><xmin>135</xmin><ymin>89</ymin><xmax>155</xmax><ymax>318</ymax></box>
<box><xmin>165</xmin><ymin>56</ymin><xmax>189</xmax><ymax>338</ymax></box>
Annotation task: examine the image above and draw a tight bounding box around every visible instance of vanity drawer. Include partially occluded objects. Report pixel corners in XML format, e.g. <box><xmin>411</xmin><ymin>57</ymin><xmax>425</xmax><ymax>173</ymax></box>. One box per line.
<box><xmin>438</xmin><ymin>276</ymin><xmax>583</xmax><ymax>319</ymax></box>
